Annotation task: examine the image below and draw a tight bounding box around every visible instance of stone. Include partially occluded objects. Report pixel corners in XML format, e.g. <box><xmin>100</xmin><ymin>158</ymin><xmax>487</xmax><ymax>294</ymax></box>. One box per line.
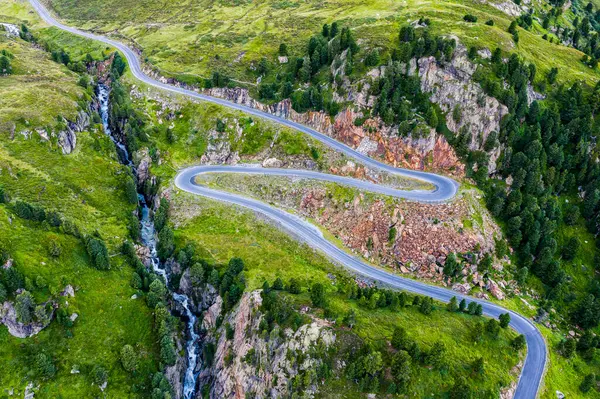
<box><xmin>262</xmin><ymin>157</ymin><xmax>283</xmax><ymax>168</ymax></box>
<box><xmin>486</xmin><ymin>279</ymin><xmax>505</xmax><ymax>300</ymax></box>
<box><xmin>58</xmin><ymin>129</ymin><xmax>76</xmax><ymax>154</ymax></box>
<box><xmin>0</xmin><ymin>301</ymin><xmax>53</xmax><ymax>338</ymax></box>
<box><xmin>556</xmin><ymin>391</ymin><xmax>565</xmax><ymax>399</ymax></box>
<box><xmin>61</xmin><ymin>285</ymin><xmax>75</xmax><ymax>297</ymax></box>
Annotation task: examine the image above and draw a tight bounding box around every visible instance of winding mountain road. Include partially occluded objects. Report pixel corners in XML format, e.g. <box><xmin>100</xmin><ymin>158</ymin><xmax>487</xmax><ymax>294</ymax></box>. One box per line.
<box><xmin>27</xmin><ymin>0</ymin><xmax>547</xmax><ymax>397</ymax></box>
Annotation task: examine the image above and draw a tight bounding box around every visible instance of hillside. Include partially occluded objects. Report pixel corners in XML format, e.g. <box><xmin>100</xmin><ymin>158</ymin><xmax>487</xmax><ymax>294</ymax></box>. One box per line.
<box><xmin>1</xmin><ymin>0</ymin><xmax>600</xmax><ymax>397</ymax></box>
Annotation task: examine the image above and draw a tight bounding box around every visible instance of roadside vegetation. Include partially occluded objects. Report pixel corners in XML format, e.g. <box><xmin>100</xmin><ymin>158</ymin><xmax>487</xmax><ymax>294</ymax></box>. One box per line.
<box><xmin>2</xmin><ymin>0</ymin><xmax>600</xmax><ymax>396</ymax></box>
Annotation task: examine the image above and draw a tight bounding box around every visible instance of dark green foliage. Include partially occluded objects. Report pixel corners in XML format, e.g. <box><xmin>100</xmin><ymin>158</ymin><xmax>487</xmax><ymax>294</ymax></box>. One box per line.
<box><xmin>580</xmin><ymin>373</ymin><xmax>595</xmax><ymax>393</ymax></box>
<box><xmin>486</xmin><ymin>319</ymin><xmax>500</xmax><ymax>338</ymax></box>
<box><xmin>572</xmin><ymin>294</ymin><xmax>600</xmax><ymax>329</ymax></box>
<box><xmin>154</xmin><ymin>198</ymin><xmax>170</xmax><ymax>233</ymax></box>
<box><xmin>512</xmin><ymin>334</ymin><xmax>526</xmax><ymax>350</ymax></box>
<box><xmin>485</xmin><ymin>19</ymin><xmax>495</xmax><ymax>26</ymax></box>
<box><xmin>111</xmin><ymin>52</ymin><xmax>127</xmax><ymax>78</ymax></box>
<box><xmin>472</xmin><ymin>357</ymin><xmax>485</xmax><ymax>375</ymax></box>
<box><xmin>443</xmin><ymin>253</ymin><xmax>458</xmax><ymax>277</ymax></box>
<box><xmin>499</xmin><ymin>313</ymin><xmax>511</xmax><ymax>328</ymax></box>
<box><xmin>391</xmin><ymin>327</ymin><xmax>410</xmax><ymax>350</ymax></box>
<box><xmin>13</xmin><ymin>200</ymin><xmax>46</xmax><ymax>222</ymax></box>
<box><xmin>0</xmin><ymin>283</ymin><xmax>6</xmax><ymax>303</ymax></box>
<box><xmin>390</xmin><ymin>350</ymin><xmax>412</xmax><ymax>386</ymax></box>
<box><xmin>84</xmin><ymin>236</ymin><xmax>110</xmax><ymax>270</ymax></box>
<box><xmin>459</xmin><ymin>298</ymin><xmax>467</xmax><ymax>312</ymax></box>
<box><xmin>450</xmin><ymin>377</ymin><xmax>472</xmax><ymax>399</ymax></box>
<box><xmin>157</xmin><ymin>226</ymin><xmax>175</xmax><ymax>260</ymax></box>
<box><xmin>147</xmin><ymin>279</ymin><xmax>167</xmax><ymax>308</ymax></box>
<box><xmin>425</xmin><ymin>341</ymin><xmax>446</xmax><ymax>369</ymax></box>
<box><xmin>563</xmin><ymin>204</ymin><xmax>580</xmax><ymax>225</ymax></box>
<box><xmin>278</xmin><ymin>43</ymin><xmax>288</xmax><ymax>56</ymax></box>
<box><xmin>273</xmin><ymin>277</ymin><xmax>284</xmax><ymax>290</ymax></box>
<box><xmin>447</xmin><ymin>296</ymin><xmax>459</xmax><ymax>312</ymax></box>
<box><xmin>472</xmin><ymin>322</ymin><xmax>484</xmax><ymax>343</ymax></box>
<box><xmin>478</xmin><ymin>253</ymin><xmax>493</xmax><ymax>273</ymax></box>
<box><xmin>0</xmin><ymin>55</ymin><xmax>11</xmax><ymax>75</ymax></box>
<box><xmin>219</xmin><ymin>258</ymin><xmax>246</xmax><ymax>311</ymax></box>
<box><xmin>562</xmin><ymin>237</ymin><xmax>580</xmax><ymax>261</ymax></box>
<box><xmin>51</xmin><ymin>48</ymin><xmax>70</xmax><ymax>65</ymax></box>
<box><xmin>463</xmin><ymin>14</ymin><xmax>478</xmax><ymax>22</ymax></box>
<box><xmin>125</xmin><ymin>176</ymin><xmax>138</xmax><ymax>204</ymax></box>
<box><xmin>15</xmin><ymin>290</ymin><xmax>34</xmax><ymax>323</ymax></box>
<box><xmin>310</xmin><ymin>282</ymin><xmax>326</xmax><ymax>308</ymax></box>
<box><xmin>557</xmin><ymin>337</ymin><xmax>576</xmax><ymax>358</ymax></box>
<box><xmin>260</xmin><ymin>289</ymin><xmax>306</xmax><ymax>333</ymax></box>
<box><xmin>34</xmin><ymin>353</ymin><xmax>56</xmax><ymax>380</ymax></box>
<box><xmin>225</xmin><ymin>323</ymin><xmax>234</xmax><ymax>340</ymax></box>
<box><xmin>419</xmin><ymin>296</ymin><xmax>434</xmax><ymax>315</ymax></box>
<box><xmin>120</xmin><ymin>344</ymin><xmax>138</xmax><ymax>372</ymax></box>
<box><xmin>155</xmin><ymin>304</ymin><xmax>177</xmax><ymax>366</ymax></box>
<box><xmin>90</xmin><ymin>365</ymin><xmax>108</xmax><ymax>386</ymax></box>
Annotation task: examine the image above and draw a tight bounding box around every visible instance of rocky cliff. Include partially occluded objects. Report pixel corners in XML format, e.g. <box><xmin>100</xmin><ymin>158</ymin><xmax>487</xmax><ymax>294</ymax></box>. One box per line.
<box><xmin>196</xmin><ymin>290</ymin><xmax>334</xmax><ymax>399</ymax></box>
<box><xmin>195</xmin><ymin>40</ymin><xmax>508</xmax><ymax>176</ymax></box>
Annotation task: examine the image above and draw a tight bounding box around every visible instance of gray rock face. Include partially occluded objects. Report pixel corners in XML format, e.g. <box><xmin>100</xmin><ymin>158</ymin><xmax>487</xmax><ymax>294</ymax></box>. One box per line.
<box><xmin>58</xmin><ymin>129</ymin><xmax>77</xmax><ymax>154</ymax></box>
<box><xmin>134</xmin><ymin>148</ymin><xmax>152</xmax><ymax>185</ymax></box>
<box><xmin>416</xmin><ymin>44</ymin><xmax>508</xmax><ymax>169</ymax></box>
<box><xmin>197</xmin><ymin>290</ymin><xmax>335</xmax><ymax>399</ymax></box>
<box><xmin>200</xmin><ymin>129</ymin><xmax>240</xmax><ymax>165</ymax></box>
<box><xmin>0</xmin><ymin>23</ymin><xmax>19</xmax><ymax>38</ymax></box>
<box><xmin>0</xmin><ymin>301</ymin><xmax>52</xmax><ymax>338</ymax></box>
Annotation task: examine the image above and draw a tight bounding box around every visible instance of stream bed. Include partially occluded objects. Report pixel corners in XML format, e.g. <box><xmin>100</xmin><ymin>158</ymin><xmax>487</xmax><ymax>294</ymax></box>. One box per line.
<box><xmin>98</xmin><ymin>84</ymin><xmax>200</xmax><ymax>398</ymax></box>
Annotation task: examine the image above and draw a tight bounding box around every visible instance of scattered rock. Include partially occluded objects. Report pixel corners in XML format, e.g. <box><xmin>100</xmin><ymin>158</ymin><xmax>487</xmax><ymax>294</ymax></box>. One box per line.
<box><xmin>262</xmin><ymin>157</ymin><xmax>283</xmax><ymax>168</ymax></box>
<box><xmin>486</xmin><ymin>279</ymin><xmax>505</xmax><ymax>300</ymax></box>
<box><xmin>0</xmin><ymin>301</ymin><xmax>53</xmax><ymax>338</ymax></box>
<box><xmin>61</xmin><ymin>285</ymin><xmax>75</xmax><ymax>298</ymax></box>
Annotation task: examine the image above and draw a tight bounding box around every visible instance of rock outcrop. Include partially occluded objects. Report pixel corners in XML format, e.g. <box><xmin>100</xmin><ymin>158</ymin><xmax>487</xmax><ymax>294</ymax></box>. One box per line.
<box><xmin>197</xmin><ymin>291</ymin><xmax>335</xmax><ymax>399</ymax></box>
<box><xmin>0</xmin><ymin>301</ymin><xmax>53</xmax><ymax>338</ymax></box>
<box><xmin>416</xmin><ymin>44</ymin><xmax>508</xmax><ymax>169</ymax></box>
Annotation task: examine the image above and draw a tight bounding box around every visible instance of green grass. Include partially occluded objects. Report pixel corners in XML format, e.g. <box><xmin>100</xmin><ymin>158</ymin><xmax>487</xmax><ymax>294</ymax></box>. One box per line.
<box><xmin>170</xmin><ymin>190</ymin><xmax>521</xmax><ymax>396</ymax></box>
<box><xmin>0</xmin><ymin>34</ymin><xmax>84</xmax><ymax>131</ymax></box>
<box><xmin>0</xmin><ymin>208</ymin><xmax>158</xmax><ymax>398</ymax></box>
<box><xmin>0</xmin><ymin>31</ymin><xmax>158</xmax><ymax>398</ymax></box>
<box><xmin>16</xmin><ymin>0</ymin><xmax>598</xmax><ymax>87</ymax></box>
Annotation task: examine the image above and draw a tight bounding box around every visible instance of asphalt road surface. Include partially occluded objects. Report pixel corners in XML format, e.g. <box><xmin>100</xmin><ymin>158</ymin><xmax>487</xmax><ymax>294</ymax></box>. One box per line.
<box><xmin>28</xmin><ymin>1</ymin><xmax>547</xmax><ymax>396</ymax></box>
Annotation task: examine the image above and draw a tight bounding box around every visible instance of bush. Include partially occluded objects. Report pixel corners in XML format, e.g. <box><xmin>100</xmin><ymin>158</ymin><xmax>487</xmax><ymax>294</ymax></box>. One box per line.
<box><xmin>90</xmin><ymin>365</ymin><xmax>108</xmax><ymax>386</ymax></box>
<box><xmin>499</xmin><ymin>313</ymin><xmax>511</xmax><ymax>328</ymax></box>
<box><xmin>580</xmin><ymin>373</ymin><xmax>595</xmax><ymax>393</ymax></box>
<box><xmin>562</xmin><ymin>237</ymin><xmax>580</xmax><ymax>261</ymax></box>
<box><xmin>485</xmin><ymin>19</ymin><xmax>495</xmax><ymax>26</ymax></box>
<box><xmin>85</xmin><ymin>236</ymin><xmax>110</xmax><ymax>270</ymax></box>
<box><xmin>310</xmin><ymin>283</ymin><xmax>326</xmax><ymax>308</ymax></box>
<box><xmin>34</xmin><ymin>353</ymin><xmax>56</xmax><ymax>380</ymax></box>
<box><xmin>288</xmin><ymin>278</ymin><xmax>301</xmax><ymax>294</ymax></box>
<box><xmin>463</xmin><ymin>14</ymin><xmax>478</xmax><ymax>22</ymax></box>
<box><xmin>512</xmin><ymin>334</ymin><xmax>526</xmax><ymax>350</ymax></box>
<box><xmin>120</xmin><ymin>344</ymin><xmax>138</xmax><ymax>372</ymax></box>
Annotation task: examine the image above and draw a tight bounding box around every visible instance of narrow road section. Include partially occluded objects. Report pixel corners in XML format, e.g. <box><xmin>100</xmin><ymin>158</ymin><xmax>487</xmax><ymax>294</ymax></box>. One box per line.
<box><xmin>27</xmin><ymin>1</ymin><xmax>547</xmax><ymax>397</ymax></box>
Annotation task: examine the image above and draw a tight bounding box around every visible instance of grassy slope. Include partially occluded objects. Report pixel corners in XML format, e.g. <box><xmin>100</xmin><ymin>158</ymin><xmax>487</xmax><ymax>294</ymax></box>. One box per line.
<box><xmin>0</xmin><ymin>33</ymin><xmax>157</xmax><ymax>398</ymax></box>
<box><xmin>170</xmin><ymin>192</ymin><xmax>521</xmax><ymax>397</ymax></box>
<box><xmin>35</xmin><ymin>0</ymin><xmax>600</xmax><ymax>85</ymax></box>
<box><xmin>2</xmin><ymin>0</ymin><xmax>595</xmax><ymax>395</ymax></box>
<box><xmin>0</xmin><ymin>34</ymin><xmax>81</xmax><ymax>130</ymax></box>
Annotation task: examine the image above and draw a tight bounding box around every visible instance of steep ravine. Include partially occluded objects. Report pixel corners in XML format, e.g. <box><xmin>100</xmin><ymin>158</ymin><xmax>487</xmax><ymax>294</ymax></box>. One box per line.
<box><xmin>98</xmin><ymin>84</ymin><xmax>200</xmax><ymax>399</ymax></box>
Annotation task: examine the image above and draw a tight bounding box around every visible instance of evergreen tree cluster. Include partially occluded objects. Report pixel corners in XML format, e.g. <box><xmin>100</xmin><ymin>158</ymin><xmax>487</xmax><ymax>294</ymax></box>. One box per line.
<box><xmin>467</xmin><ymin>48</ymin><xmax>600</xmax><ymax>327</ymax></box>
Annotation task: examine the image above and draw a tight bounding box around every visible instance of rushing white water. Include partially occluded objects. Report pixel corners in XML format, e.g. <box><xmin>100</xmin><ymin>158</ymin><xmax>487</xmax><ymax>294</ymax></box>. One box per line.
<box><xmin>98</xmin><ymin>85</ymin><xmax>200</xmax><ymax>398</ymax></box>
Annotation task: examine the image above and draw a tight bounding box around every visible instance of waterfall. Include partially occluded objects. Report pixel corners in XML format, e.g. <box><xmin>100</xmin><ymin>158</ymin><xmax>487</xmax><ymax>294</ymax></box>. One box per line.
<box><xmin>98</xmin><ymin>84</ymin><xmax>201</xmax><ymax>398</ymax></box>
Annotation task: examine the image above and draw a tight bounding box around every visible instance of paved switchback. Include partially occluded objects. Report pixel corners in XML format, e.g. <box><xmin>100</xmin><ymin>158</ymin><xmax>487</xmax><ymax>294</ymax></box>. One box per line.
<box><xmin>27</xmin><ymin>1</ymin><xmax>547</xmax><ymax>397</ymax></box>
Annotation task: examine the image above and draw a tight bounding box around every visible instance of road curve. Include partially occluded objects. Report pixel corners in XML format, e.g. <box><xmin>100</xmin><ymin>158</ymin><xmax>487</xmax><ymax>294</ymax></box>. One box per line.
<box><xmin>27</xmin><ymin>1</ymin><xmax>546</xmax><ymax>397</ymax></box>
